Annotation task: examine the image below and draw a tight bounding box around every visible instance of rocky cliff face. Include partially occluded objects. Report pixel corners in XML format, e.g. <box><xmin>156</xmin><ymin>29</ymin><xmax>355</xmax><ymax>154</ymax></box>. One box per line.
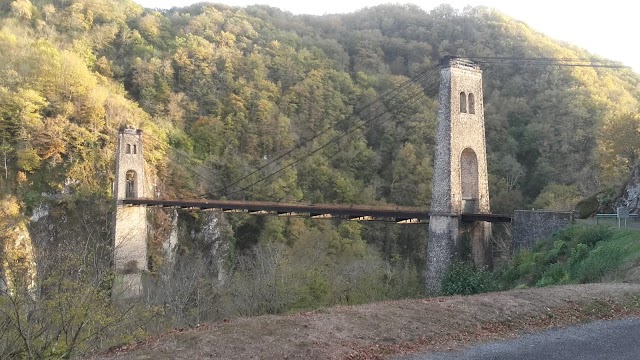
<box><xmin>185</xmin><ymin>211</ymin><xmax>232</xmax><ymax>281</ymax></box>
<box><xmin>148</xmin><ymin>207</ymin><xmax>232</xmax><ymax>280</ymax></box>
<box><xmin>614</xmin><ymin>164</ymin><xmax>640</xmax><ymax>213</ymax></box>
<box><xmin>2</xmin><ymin>209</ymin><xmax>36</xmax><ymax>292</ymax></box>
<box><xmin>28</xmin><ymin>199</ymin><xmax>113</xmax><ymax>287</ymax></box>
<box><xmin>23</xmin><ymin>199</ymin><xmax>232</xmax><ymax>291</ymax></box>
<box><xmin>3</xmin><ymin>198</ymin><xmax>108</xmax><ymax>294</ymax></box>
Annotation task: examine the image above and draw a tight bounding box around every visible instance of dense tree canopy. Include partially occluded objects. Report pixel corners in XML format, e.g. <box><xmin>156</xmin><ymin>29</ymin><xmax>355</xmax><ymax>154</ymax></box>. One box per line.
<box><xmin>0</xmin><ymin>0</ymin><xmax>638</xmax><ymax>265</ymax></box>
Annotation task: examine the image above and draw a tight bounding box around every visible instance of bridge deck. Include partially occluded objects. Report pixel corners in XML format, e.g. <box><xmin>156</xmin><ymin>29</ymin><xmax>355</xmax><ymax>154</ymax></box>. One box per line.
<box><xmin>121</xmin><ymin>198</ymin><xmax>512</xmax><ymax>223</ymax></box>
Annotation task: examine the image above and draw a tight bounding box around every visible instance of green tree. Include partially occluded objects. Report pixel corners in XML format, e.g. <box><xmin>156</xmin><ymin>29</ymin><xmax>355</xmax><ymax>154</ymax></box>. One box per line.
<box><xmin>532</xmin><ymin>184</ymin><xmax>583</xmax><ymax>211</ymax></box>
<box><xmin>598</xmin><ymin>111</ymin><xmax>640</xmax><ymax>183</ymax></box>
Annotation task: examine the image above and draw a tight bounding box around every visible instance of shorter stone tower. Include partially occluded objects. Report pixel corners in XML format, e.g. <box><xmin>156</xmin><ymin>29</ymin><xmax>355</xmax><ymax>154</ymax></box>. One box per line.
<box><xmin>113</xmin><ymin>127</ymin><xmax>147</xmax><ymax>297</ymax></box>
<box><xmin>426</xmin><ymin>57</ymin><xmax>491</xmax><ymax>293</ymax></box>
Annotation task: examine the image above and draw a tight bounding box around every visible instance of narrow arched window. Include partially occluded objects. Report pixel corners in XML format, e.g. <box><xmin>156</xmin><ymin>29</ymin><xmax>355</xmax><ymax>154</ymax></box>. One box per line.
<box><xmin>460</xmin><ymin>148</ymin><xmax>479</xmax><ymax>213</ymax></box>
<box><xmin>468</xmin><ymin>93</ymin><xmax>475</xmax><ymax>114</ymax></box>
<box><xmin>126</xmin><ymin>170</ymin><xmax>137</xmax><ymax>198</ymax></box>
<box><xmin>133</xmin><ymin>144</ymin><xmax>137</xmax><ymax>154</ymax></box>
<box><xmin>460</xmin><ymin>92</ymin><xmax>467</xmax><ymax>113</ymax></box>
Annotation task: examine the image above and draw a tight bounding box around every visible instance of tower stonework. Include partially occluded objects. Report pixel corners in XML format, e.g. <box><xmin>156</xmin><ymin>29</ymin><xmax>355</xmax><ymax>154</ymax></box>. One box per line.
<box><xmin>113</xmin><ymin>127</ymin><xmax>147</xmax><ymax>297</ymax></box>
<box><xmin>426</xmin><ymin>58</ymin><xmax>492</xmax><ymax>294</ymax></box>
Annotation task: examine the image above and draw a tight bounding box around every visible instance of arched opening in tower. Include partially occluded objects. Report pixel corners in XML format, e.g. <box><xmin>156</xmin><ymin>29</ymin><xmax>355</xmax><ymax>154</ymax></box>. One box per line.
<box><xmin>460</xmin><ymin>148</ymin><xmax>479</xmax><ymax>213</ymax></box>
<box><xmin>459</xmin><ymin>92</ymin><xmax>467</xmax><ymax>113</ymax></box>
<box><xmin>125</xmin><ymin>170</ymin><xmax>137</xmax><ymax>198</ymax></box>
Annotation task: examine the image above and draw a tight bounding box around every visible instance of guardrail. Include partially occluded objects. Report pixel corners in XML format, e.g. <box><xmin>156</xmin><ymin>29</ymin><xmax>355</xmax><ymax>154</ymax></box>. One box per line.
<box><xmin>595</xmin><ymin>213</ymin><xmax>637</xmax><ymax>227</ymax></box>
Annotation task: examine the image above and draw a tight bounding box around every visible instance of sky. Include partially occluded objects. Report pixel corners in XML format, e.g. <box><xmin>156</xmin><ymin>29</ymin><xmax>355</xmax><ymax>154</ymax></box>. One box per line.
<box><xmin>134</xmin><ymin>0</ymin><xmax>640</xmax><ymax>72</ymax></box>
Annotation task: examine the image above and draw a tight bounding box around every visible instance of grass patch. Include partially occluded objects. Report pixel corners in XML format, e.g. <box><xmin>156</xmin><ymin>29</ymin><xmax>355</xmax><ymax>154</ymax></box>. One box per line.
<box><xmin>499</xmin><ymin>225</ymin><xmax>640</xmax><ymax>288</ymax></box>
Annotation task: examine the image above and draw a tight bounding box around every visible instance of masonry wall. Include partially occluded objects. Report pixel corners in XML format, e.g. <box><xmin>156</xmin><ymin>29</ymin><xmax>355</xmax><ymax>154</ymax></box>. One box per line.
<box><xmin>113</xmin><ymin>127</ymin><xmax>148</xmax><ymax>298</ymax></box>
<box><xmin>448</xmin><ymin>66</ymin><xmax>490</xmax><ymax>215</ymax></box>
<box><xmin>430</xmin><ymin>68</ymin><xmax>454</xmax><ymax>214</ymax></box>
<box><xmin>511</xmin><ymin>210</ymin><xmax>575</xmax><ymax>252</ymax></box>
<box><xmin>426</xmin><ymin>216</ymin><xmax>458</xmax><ymax>292</ymax></box>
<box><xmin>427</xmin><ymin>59</ymin><xmax>492</xmax><ymax>294</ymax></box>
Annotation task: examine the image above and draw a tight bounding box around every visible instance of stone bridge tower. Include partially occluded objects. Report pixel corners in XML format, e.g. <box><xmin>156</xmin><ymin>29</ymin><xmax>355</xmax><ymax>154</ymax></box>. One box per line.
<box><xmin>427</xmin><ymin>57</ymin><xmax>491</xmax><ymax>293</ymax></box>
<box><xmin>113</xmin><ymin>126</ymin><xmax>147</xmax><ymax>297</ymax></box>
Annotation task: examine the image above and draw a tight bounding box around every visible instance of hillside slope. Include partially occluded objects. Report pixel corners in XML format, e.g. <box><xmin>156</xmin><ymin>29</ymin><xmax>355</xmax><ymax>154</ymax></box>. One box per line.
<box><xmin>0</xmin><ymin>0</ymin><xmax>638</xmax><ymax>269</ymax></box>
<box><xmin>97</xmin><ymin>283</ymin><xmax>640</xmax><ymax>359</ymax></box>
<box><xmin>2</xmin><ymin>3</ymin><xmax>640</xmax><ymax>357</ymax></box>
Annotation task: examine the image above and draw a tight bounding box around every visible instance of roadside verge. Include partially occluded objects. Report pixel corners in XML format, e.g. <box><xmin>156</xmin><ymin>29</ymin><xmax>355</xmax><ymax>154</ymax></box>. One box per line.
<box><xmin>99</xmin><ymin>283</ymin><xmax>640</xmax><ymax>359</ymax></box>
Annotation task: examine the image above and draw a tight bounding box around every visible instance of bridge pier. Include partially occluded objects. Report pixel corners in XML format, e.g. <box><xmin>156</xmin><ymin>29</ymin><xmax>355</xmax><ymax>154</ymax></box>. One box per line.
<box><xmin>113</xmin><ymin>127</ymin><xmax>148</xmax><ymax>298</ymax></box>
<box><xmin>427</xmin><ymin>57</ymin><xmax>492</xmax><ymax>294</ymax></box>
<box><xmin>111</xmin><ymin>59</ymin><xmax>497</xmax><ymax>297</ymax></box>
<box><xmin>426</xmin><ymin>215</ymin><xmax>459</xmax><ymax>292</ymax></box>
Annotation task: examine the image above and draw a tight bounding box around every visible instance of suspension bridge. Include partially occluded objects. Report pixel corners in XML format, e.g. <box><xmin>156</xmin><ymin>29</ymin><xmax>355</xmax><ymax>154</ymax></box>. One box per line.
<box><xmin>112</xmin><ymin>56</ymin><xmax>626</xmax><ymax>297</ymax></box>
<box><xmin>121</xmin><ymin>197</ymin><xmax>512</xmax><ymax>223</ymax></box>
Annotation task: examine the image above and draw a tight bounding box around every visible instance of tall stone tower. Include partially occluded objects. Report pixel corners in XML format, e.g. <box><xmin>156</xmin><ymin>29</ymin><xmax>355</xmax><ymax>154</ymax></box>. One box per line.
<box><xmin>426</xmin><ymin>57</ymin><xmax>491</xmax><ymax>293</ymax></box>
<box><xmin>113</xmin><ymin>126</ymin><xmax>147</xmax><ymax>297</ymax></box>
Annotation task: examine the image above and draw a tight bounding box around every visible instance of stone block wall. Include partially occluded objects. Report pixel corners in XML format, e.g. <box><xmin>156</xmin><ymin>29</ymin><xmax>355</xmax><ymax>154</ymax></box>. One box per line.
<box><xmin>430</xmin><ymin>62</ymin><xmax>489</xmax><ymax>215</ymax></box>
<box><xmin>511</xmin><ymin>210</ymin><xmax>574</xmax><ymax>252</ymax></box>
<box><xmin>427</xmin><ymin>58</ymin><xmax>491</xmax><ymax>294</ymax></box>
<box><xmin>113</xmin><ymin>127</ymin><xmax>148</xmax><ymax>298</ymax></box>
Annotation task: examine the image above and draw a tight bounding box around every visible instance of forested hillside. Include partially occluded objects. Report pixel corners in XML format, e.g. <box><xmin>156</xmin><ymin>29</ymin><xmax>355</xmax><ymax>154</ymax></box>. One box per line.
<box><xmin>0</xmin><ymin>0</ymin><xmax>637</xmax><ymax>266</ymax></box>
<box><xmin>1</xmin><ymin>0</ymin><xmax>640</xmax><ymax>354</ymax></box>
<box><xmin>0</xmin><ymin>0</ymin><xmax>637</xmax><ymax>256</ymax></box>
<box><xmin>2</xmin><ymin>1</ymin><xmax>638</xmax><ymax>203</ymax></box>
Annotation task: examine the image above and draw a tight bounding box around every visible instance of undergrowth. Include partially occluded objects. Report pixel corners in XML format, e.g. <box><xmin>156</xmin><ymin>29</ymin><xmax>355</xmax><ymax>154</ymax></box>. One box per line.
<box><xmin>441</xmin><ymin>261</ymin><xmax>498</xmax><ymax>295</ymax></box>
<box><xmin>500</xmin><ymin>225</ymin><xmax>640</xmax><ymax>288</ymax></box>
<box><xmin>442</xmin><ymin>225</ymin><xmax>640</xmax><ymax>296</ymax></box>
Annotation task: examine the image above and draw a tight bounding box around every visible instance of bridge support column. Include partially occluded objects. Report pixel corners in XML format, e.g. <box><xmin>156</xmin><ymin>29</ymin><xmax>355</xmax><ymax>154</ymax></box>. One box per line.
<box><xmin>113</xmin><ymin>127</ymin><xmax>148</xmax><ymax>298</ymax></box>
<box><xmin>427</xmin><ymin>57</ymin><xmax>492</xmax><ymax>294</ymax></box>
<box><xmin>426</xmin><ymin>215</ymin><xmax>459</xmax><ymax>293</ymax></box>
<box><xmin>467</xmin><ymin>221</ymin><xmax>492</xmax><ymax>270</ymax></box>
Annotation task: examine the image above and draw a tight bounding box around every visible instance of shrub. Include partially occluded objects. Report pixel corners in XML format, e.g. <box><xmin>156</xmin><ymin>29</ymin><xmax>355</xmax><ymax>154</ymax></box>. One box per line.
<box><xmin>575</xmin><ymin>225</ymin><xmax>613</xmax><ymax>247</ymax></box>
<box><xmin>441</xmin><ymin>261</ymin><xmax>498</xmax><ymax>296</ymax></box>
<box><xmin>499</xmin><ymin>225</ymin><xmax>635</xmax><ymax>290</ymax></box>
<box><xmin>576</xmin><ymin>245</ymin><xmax>625</xmax><ymax>283</ymax></box>
<box><xmin>575</xmin><ymin>193</ymin><xmax>600</xmax><ymax>218</ymax></box>
<box><xmin>498</xmin><ymin>225</ymin><xmax>629</xmax><ymax>289</ymax></box>
<box><xmin>537</xmin><ymin>263</ymin><xmax>569</xmax><ymax>287</ymax></box>
<box><xmin>569</xmin><ymin>243</ymin><xmax>589</xmax><ymax>266</ymax></box>
<box><xmin>544</xmin><ymin>240</ymin><xmax>567</xmax><ymax>264</ymax></box>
